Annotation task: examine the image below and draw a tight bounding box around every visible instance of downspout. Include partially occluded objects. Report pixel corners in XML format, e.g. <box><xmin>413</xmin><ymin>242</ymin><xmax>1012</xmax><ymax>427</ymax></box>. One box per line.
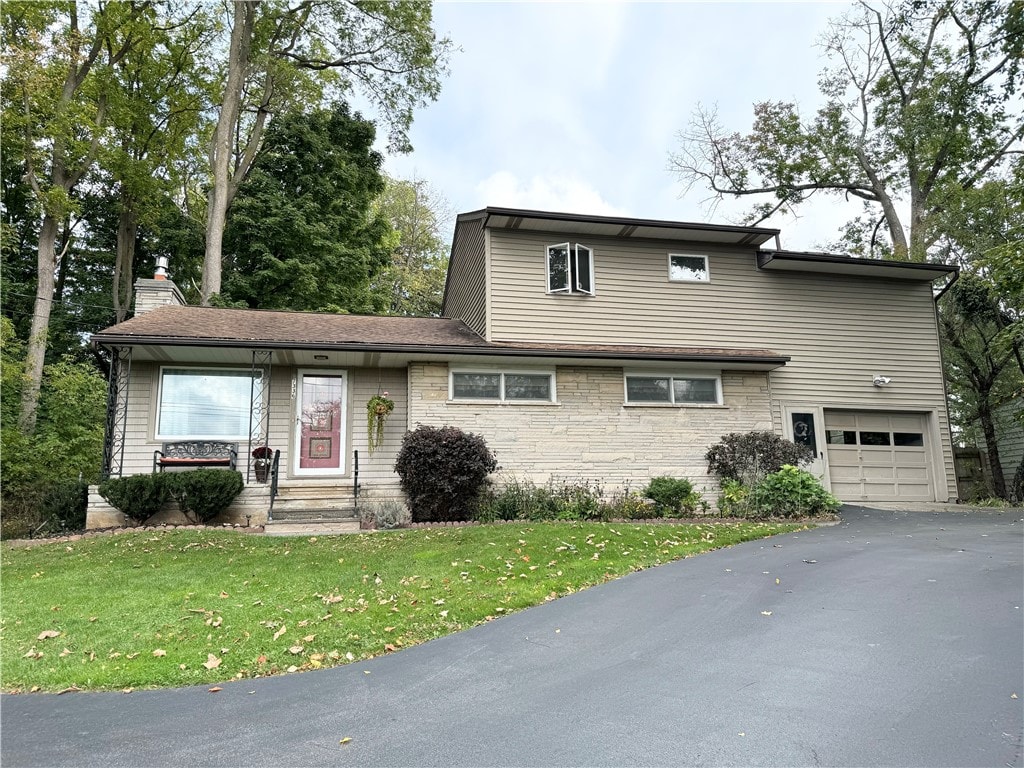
<box><xmin>932</xmin><ymin>268</ymin><xmax>961</xmax><ymax>501</ymax></box>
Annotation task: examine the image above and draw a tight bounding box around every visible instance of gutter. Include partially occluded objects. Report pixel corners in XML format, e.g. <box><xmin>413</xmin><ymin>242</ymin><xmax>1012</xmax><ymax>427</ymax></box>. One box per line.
<box><xmin>92</xmin><ymin>335</ymin><xmax>790</xmax><ymax>368</ymax></box>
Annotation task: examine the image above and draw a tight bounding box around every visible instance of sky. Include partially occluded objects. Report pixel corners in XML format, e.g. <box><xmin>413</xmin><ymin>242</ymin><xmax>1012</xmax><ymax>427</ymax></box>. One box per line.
<box><xmin>382</xmin><ymin>1</ymin><xmax>856</xmax><ymax>251</ymax></box>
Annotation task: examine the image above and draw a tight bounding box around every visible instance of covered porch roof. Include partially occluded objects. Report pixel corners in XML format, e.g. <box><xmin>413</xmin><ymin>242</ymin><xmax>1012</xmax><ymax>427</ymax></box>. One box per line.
<box><xmin>92</xmin><ymin>305</ymin><xmax>790</xmax><ymax>371</ymax></box>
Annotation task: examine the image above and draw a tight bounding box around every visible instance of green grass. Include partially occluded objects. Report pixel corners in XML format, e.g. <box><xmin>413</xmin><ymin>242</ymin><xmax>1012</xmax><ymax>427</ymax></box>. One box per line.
<box><xmin>2</xmin><ymin>521</ymin><xmax>806</xmax><ymax>691</ymax></box>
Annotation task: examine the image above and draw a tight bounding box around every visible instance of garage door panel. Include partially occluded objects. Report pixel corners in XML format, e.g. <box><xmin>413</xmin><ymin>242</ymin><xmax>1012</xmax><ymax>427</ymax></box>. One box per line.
<box><xmin>823</xmin><ymin>410</ymin><xmax>934</xmax><ymax>502</ymax></box>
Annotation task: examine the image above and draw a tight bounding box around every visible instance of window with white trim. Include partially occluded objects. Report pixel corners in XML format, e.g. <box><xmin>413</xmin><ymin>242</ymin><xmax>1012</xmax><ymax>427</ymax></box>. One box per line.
<box><xmin>624</xmin><ymin>373</ymin><xmax>721</xmax><ymax>405</ymax></box>
<box><xmin>450</xmin><ymin>370</ymin><xmax>556</xmax><ymax>402</ymax></box>
<box><xmin>547</xmin><ymin>243</ymin><xmax>595</xmax><ymax>295</ymax></box>
<box><xmin>669</xmin><ymin>253</ymin><xmax>710</xmax><ymax>282</ymax></box>
<box><xmin>156</xmin><ymin>367</ymin><xmax>257</xmax><ymax>439</ymax></box>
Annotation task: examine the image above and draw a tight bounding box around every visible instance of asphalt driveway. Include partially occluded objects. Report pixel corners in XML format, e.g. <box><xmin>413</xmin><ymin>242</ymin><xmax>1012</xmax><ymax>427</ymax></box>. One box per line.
<box><xmin>2</xmin><ymin>506</ymin><xmax>1021</xmax><ymax>767</ymax></box>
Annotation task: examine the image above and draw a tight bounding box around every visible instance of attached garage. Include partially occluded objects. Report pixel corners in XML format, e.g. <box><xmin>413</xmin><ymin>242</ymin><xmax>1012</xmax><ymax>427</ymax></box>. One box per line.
<box><xmin>824</xmin><ymin>411</ymin><xmax>934</xmax><ymax>502</ymax></box>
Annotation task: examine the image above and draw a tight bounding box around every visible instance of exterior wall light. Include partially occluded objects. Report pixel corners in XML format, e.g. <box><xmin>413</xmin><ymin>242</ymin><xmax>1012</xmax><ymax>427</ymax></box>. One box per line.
<box><xmin>873</xmin><ymin>375</ymin><xmax>892</xmax><ymax>387</ymax></box>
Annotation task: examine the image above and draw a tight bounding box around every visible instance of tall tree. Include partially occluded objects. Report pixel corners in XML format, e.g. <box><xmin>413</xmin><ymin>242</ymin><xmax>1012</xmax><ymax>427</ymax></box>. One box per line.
<box><xmin>3</xmin><ymin>0</ymin><xmax>154</xmax><ymax>432</ymax></box>
<box><xmin>220</xmin><ymin>102</ymin><xmax>391</xmax><ymax>313</ymax></box>
<box><xmin>669</xmin><ymin>1</ymin><xmax>1022</xmax><ymax>261</ymax></box>
<box><xmin>200</xmin><ymin>0</ymin><xmax>451</xmax><ymax>304</ymax></box>
<box><xmin>103</xmin><ymin>1</ymin><xmax>213</xmax><ymax>322</ymax></box>
<box><xmin>373</xmin><ymin>176</ymin><xmax>452</xmax><ymax>316</ymax></box>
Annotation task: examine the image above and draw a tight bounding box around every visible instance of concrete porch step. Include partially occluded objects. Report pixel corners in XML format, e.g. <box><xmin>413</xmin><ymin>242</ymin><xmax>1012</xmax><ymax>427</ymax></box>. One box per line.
<box><xmin>269</xmin><ymin>507</ymin><xmax>357</xmax><ymax>522</ymax></box>
<box><xmin>264</xmin><ymin>520</ymin><xmax>361</xmax><ymax>536</ymax></box>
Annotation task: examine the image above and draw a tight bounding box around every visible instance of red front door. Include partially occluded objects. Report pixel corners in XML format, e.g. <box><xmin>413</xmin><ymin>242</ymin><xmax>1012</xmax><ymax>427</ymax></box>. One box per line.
<box><xmin>295</xmin><ymin>372</ymin><xmax>346</xmax><ymax>475</ymax></box>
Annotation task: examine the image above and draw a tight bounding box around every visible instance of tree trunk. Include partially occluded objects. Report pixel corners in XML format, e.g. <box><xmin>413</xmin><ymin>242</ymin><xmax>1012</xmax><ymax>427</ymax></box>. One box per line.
<box><xmin>977</xmin><ymin>400</ymin><xmax>1007</xmax><ymax>499</ymax></box>
<box><xmin>114</xmin><ymin>193</ymin><xmax>138</xmax><ymax>322</ymax></box>
<box><xmin>18</xmin><ymin>214</ymin><xmax>59</xmax><ymax>433</ymax></box>
<box><xmin>202</xmin><ymin>0</ymin><xmax>256</xmax><ymax>305</ymax></box>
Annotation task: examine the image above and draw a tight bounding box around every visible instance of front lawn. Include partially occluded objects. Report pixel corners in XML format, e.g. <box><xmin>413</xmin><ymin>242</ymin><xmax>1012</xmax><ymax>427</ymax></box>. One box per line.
<box><xmin>2</xmin><ymin>521</ymin><xmax>806</xmax><ymax>691</ymax></box>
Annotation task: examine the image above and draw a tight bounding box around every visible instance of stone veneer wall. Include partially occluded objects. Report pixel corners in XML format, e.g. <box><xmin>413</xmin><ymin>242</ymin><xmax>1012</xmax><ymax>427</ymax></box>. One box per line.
<box><xmin>407</xmin><ymin>363</ymin><xmax>772</xmax><ymax>499</ymax></box>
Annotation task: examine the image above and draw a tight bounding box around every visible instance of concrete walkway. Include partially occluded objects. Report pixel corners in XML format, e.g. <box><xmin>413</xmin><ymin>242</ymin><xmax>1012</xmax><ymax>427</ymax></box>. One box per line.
<box><xmin>2</xmin><ymin>506</ymin><xmax>1021</xmax><ymax>767</ymax></box>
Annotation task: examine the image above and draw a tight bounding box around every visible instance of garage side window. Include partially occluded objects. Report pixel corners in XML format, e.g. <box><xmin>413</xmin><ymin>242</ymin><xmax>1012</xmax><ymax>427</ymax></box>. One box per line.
<box><xmin>157</xmin><ymin>368</ymin><xmax>256</xmax><ymax>439</ymax></box>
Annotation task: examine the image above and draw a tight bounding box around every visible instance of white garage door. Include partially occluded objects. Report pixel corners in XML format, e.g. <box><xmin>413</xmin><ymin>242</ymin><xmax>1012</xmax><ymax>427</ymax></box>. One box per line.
<box><xmin>824</xmin><ymin>411</ymin><xmax>934</xmax><ymax>502</ymax></box>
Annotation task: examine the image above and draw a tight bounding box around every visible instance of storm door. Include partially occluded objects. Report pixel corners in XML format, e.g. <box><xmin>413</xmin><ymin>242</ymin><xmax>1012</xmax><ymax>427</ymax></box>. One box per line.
<box><xmin>294</xmin><ymin>371</ymin><xmax>347</xmax><ymax>475</ymax></box>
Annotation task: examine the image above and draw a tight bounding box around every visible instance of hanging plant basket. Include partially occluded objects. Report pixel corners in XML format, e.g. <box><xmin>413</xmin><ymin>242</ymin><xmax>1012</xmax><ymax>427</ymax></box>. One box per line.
<box><xmin>366</xmin><ymin>392</ymin><xmax>394</xmax><ymax>453</ymax></box>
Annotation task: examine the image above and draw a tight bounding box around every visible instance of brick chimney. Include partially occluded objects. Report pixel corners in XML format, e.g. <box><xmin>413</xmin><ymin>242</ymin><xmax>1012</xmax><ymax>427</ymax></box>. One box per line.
<box><xmin>133</xmin><ymin>256</ymin><xmax>185</xmax><ymax>314</ymax></box>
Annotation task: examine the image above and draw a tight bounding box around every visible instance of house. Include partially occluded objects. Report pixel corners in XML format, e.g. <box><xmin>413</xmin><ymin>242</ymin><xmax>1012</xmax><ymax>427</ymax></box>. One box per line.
<box><xmin>87</xmin><ymin>207</ymin><xmax>959</xmax><ymax>528</ymax></box>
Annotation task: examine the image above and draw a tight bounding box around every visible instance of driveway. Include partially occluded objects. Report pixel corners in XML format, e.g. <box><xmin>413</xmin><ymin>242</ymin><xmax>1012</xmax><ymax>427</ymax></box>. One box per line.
<box><xmin>2</xmin><ymin>506</ymin><xmax>1021</xmax><ymax>767</ymax></box>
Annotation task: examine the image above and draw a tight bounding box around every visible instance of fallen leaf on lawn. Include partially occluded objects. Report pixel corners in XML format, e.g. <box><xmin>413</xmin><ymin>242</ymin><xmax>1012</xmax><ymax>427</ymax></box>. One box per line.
<box><xmin>384</xmin><ymin>644</ymin><xmax>397</xmax><ymax>652</ymax></box>
<box><xmin>37</xmin><ymin>630</ymin><xmax>61</xmax><ymax>640</ymax></box>
<box><xmin>203</xmin><ymin>654</ymin><xmax>222</xmax><ymax>670</ymax></box>
<box><xmin>56</xmin><ymin>686</ymin><xmax>81</xmax><ymax>695</ymax></box>
<box><xmin>339</xmin><ymin>737</ymin><xmax>352</xmax><ymax>745</ymax></box>
<box><xmin>287</xmin><ymin>665</ymin><xmax>298</xmax><ymax>673</ymax></box>
<box><xmin>89</xmin><ymin>617</ymin><xmax>98</xmax><ymax>622</ymax></box>
<box><xmin>302</xmin><ymin>634</ymin><xmax>316</xmax><ymax>643</ymax></box>
<box><xmin>126</xmin><ymin>653</ymin><xmax>139</xmax><ymax>659</ymax></box>
<box><xmin>433</xmin><ymin>599</ymin><xmax>445</xmax><ymax>605</ymax></box>
<box><xmin>23</xmin><ymin>648</ymin><xmax>43</xmax><ymax>659</ymax></box>
<box><xmin>288</xmin><ymin>645</ymin><xmax>304</xmax><ymax>655</ymax></box>
<box><xmin>439</xmin><ymin>610</ymin><xmax>449</xmax><ymax>618</ymax></box>
<box><xmin>345</xmin><ymin>652</ymin><xmax>355</xmax><ymax>661</ymax></box>
<box><xmin>208</xmin><ymin>687</ymin><xmax>222</xmax><ymax>693</ymax></box>
<box><xmin>219</xmin><ymin>591</ymin><xmax>229</xmax><ymax>598</ymax></box>
<box><xmin>122</xmin><ymin>688</ymin><xmax>133</xmax><ymax>694</ymax></box>
<box><xmin>257</xmin><ymin>655</ymin><xmax>267</xmax><ymax>664</ymax></box>
<box><xmin>152</xmin><ymin>649</ymin><xmax>167</xmax><ymax>657</ymax></box>
<box><xmin>59</xmin><ymin>648</ymin><xmax>72</xmax><ymax>658</ymax></box>
<box><xmin>273</xmin><ymin>625</ymin><xmax>287</xmax><ymax>641</ymax></box>
<box><xmin>30</xmin><ymin>686</ymin><xmax>40</xmax><ymax>693</ymax></box>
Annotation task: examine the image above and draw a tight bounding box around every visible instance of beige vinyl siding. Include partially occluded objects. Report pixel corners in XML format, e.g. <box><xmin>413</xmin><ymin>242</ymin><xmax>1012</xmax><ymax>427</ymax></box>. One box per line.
<box><xmin>443</xmin><ymin>215</ymin><xmax>488</xmax><ymax>337</ymax></box>
<box><xmin>408</xmin><ymin>362</ymin><xmax>771</xmax><ymax>497</ymax></box>
<box><xmin>485</xmin><ymin>229</ymin><xmax>955</xmax><ymax>499</ymax></box>
<box><xmin>346</xmin><ymin>367</ymin><xmax>407</xmax><ymax>484</ymax></box>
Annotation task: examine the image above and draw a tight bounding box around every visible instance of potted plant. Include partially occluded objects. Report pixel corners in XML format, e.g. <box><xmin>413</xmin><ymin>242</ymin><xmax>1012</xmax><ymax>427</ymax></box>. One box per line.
<box><xmin>252</xmin><ymin>445</ymin><xmax>273</xmax><ymax>483</ymax></box>
<box><xmin>366</xmin><ymin>391</ymin><xmax>394</xmax><ymax>453</ymax></box>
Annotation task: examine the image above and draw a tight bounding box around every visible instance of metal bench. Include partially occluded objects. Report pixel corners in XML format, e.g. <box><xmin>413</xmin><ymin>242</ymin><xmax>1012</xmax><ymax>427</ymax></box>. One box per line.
<box><xmin>153</xmin><ymin>441</ymin><xmax>238</xmax><ymax>473</ymax></box>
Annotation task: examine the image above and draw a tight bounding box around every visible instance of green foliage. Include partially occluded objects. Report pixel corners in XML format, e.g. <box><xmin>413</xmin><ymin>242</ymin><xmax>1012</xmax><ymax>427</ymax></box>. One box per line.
<box><xmin>164</xmin><ymin>470</ymin><xmax>244</xmax><ymax>524</ymax></box>
<box><xmin>716</xmin><ymin>479</ymin><xmax>749</xmax><ymax>517</ymax></box>
<box><xmin>642</xmin><ymin>477</ymin><xmax>701</xmax><ymax>515</ymax></box>
<box><xmin>0</xmin><ymin>318</ymin><xmax>106</xmax><ymax>537</ymax></box>
<box><xmin>477</xmin><ymin>478</ymin><xmax>606</xmax><ymax>523</ymax></box>
<box><xmin>222</xmin><ymin>102</ymin><xmax>392</xmax><ymax>313</ymax></box>
<box><xmin>373</xmin><ymin>176</ymin><xmax>451</xmax><ymax>316</ymax></box>
<box><xmin>671</xmin><ymin>2</ymin><xmax>1020</xmax><ymax>262</ymax></box>
<box><xmin>705</xmin><ymin>431</ymin><xmax>811</xmax><ymax>486</ymax></box>
<box><xmin>394</xmin><ymin>426</ymin><xmax>497</xmax><ymax>522</ymax></box>
<box><xmin>98</xmin><ymin>475</ymin><xmax>168</xmax><ymax>525</ymax></box>
<box><xmin>366</xmin><ymin>393</ymin><xmax>395</xmax><ymax>453</ymax></box>
<box><xmin>745</xmin><ymin>466</ymin><xmax>840</xmax><ymax>519</ymax></box>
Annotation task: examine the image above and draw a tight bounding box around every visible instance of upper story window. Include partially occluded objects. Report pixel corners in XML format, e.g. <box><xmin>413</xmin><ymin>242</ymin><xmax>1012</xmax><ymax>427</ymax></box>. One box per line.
<box><xmin>669</xmin><ymin>253</ymin><xmax>710</xmax><ymax>282</ymax></box>
<box><xmin>624</xmin><ymin>373</ymin><xmax>721</xmax><ymax>405</ymax></box>
<box><xmin>157</xmin><ymin>367</ymin><xmax>256</xmax><ymax>439</ymax></box>
<box><xmin>451</xmin><ymin>370</ymin><xmax>556</xmax><ymax>403</ymax></box>
<box><xmin>547</xmin><ymin>243</ymin><xmax>595</xmax><ymax>296</ymax></box>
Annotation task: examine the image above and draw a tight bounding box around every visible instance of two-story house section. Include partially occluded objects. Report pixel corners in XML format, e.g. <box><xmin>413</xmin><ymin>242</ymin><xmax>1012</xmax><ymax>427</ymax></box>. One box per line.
<box><xmin>435</xmin><ymin>207</ymin><xmax>958</xmax><ymax>503</ymax></box>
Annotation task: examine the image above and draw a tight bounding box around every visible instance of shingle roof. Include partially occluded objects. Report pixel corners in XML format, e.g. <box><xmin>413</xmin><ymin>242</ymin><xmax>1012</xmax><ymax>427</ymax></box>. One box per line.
<box><xmin>91</xmin><ymin>305</ymin><xmax>789</xmax><ymax>365</ymax></box>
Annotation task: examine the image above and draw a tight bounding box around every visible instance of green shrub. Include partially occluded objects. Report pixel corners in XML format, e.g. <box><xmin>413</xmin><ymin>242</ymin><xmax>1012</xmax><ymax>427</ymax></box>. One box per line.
<box><xmin>716</xmin><ymin>478</ymin><xmax>749</xmax><ymax>516</ymax></box>
<box><xmin>164</xmin><ymin>469</ymin><xmax>244</xmax><ymax>524</ymax></box>
<box><xmin>642</xmin><ymin>477</ymin><xmax>701</xmax><ymax>516</ymax></box>
<box><xmin>706</xmin><ymin>431</ymin><xmax>812</xmax><ymax>486</ymax></box>
<box><xmin>746</xmin><ymin>465</ymin><xmax>840</xmax><ymax>518</ymax></box>
<box><xmin>395</xmin><ymin>425</ymin><xmax>497</xmax><ymax>522</ymax></box>
<box><xmin>98</xmin><ymin>474</ymin><xmax>168</xmax><ymax>524</ymax></box>
<box><xmin>478</xmin><ymin>477</ymin><xmax>607</xmax><ymax>522</ymax></box>
<box><xmin>39</xmin><ymin>478</ymin><xmax>88</xmax><ymax>531</ymax></box>
<box><xmin>602</xmin><ymin>488</ymin><xmax>659</xmax><ymax>519</ymax></box>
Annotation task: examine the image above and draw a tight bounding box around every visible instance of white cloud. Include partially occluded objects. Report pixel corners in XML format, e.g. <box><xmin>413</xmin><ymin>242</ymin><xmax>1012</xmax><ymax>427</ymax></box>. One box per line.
<box><xmin>475</xmin><ymin>171</ymin><xmax>628</xmax><ymax>217</ymax></box>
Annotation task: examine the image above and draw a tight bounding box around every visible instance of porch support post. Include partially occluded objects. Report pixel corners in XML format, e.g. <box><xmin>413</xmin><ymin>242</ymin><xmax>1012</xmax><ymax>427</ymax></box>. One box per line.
<box><xmin>248</xmin><ymin>350</ymin><xmax>273</xmax><ymax>482</ymax></box>
<box><xmin>101</xmin><ymin>345</ymin><xmax>132</xmax><ymax>479</ymax></box>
